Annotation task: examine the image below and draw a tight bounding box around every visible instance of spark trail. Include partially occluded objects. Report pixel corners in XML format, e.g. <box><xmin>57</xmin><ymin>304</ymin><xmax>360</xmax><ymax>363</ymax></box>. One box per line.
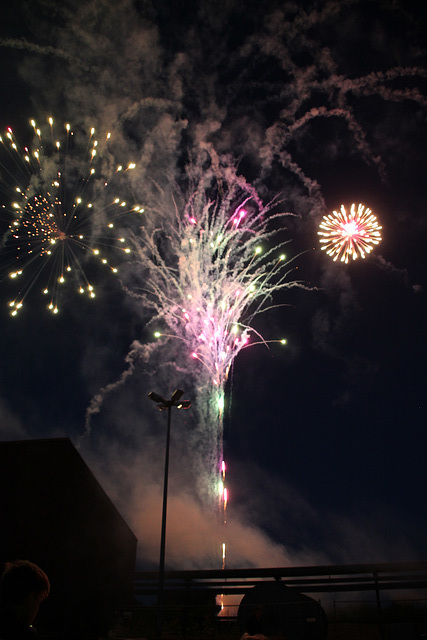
<box><xmin>0</xmin><ymin>118</ymin><xmax>141</xmax><ymax>315</ymax></box>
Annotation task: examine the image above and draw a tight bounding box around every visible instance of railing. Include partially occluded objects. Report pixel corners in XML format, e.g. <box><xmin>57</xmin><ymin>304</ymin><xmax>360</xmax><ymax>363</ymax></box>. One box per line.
<box><xmin>128</xmin><ymin>563</ymin><xmax>427</xmax><ymax>639</ymax></box>
<box><xmin>135</xmin><ymin>561</ymin><xmax>427</xmax><ymax>596</ymax></box>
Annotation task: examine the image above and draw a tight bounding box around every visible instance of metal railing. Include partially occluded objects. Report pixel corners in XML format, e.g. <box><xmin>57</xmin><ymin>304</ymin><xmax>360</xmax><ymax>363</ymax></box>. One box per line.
<box><xmin>135</xmin><ymin>561</ymin><xmax>427</xmax><ymax>597</ymax></box>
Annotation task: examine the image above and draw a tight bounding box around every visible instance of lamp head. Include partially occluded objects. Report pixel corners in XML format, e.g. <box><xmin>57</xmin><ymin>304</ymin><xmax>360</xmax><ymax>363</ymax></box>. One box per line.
<box><xmin>148</xmin><ymin>391</ymin><xmax>167</xmax><ymax>404</ymax></box>
<box><xmin>177</xmin><ymin>400</ymin><xmax>191</xmax><ymax>409</ymax></box>
<box><xmin>148</xmin><ymin>389</ymin><xmax>190</xmax><ymax>411</ymax></box>
<box><xmin>171</xmin><ymin>389</ymin><xmax>184</xmax><ymax>403</ymax></box>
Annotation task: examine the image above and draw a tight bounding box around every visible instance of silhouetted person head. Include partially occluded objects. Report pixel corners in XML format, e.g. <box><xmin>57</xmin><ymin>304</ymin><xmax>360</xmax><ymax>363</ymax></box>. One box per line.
<box><xmin>0</xmin><ymin>560</ymin><xmax>50</xmax><ymax>635</ymax></box>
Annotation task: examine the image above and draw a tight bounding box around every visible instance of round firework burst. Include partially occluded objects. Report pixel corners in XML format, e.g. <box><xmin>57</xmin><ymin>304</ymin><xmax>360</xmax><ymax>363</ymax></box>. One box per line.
<box><xmin>0</xmin><ymin>118</ymin><xmax>142</xmax><ymax>315</ymax></box>
<box><xmin>318</xmin><ymin>203</ymin><xmax>382</xmax><ymax>263</ymax></box>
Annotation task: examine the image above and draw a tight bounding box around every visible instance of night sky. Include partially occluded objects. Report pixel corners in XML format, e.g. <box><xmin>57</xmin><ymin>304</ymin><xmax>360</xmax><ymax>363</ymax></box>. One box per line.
<box><xmin>0</xmin><ymin>0</ymin><xmax>426</xmax><ymax>571</ymax></box>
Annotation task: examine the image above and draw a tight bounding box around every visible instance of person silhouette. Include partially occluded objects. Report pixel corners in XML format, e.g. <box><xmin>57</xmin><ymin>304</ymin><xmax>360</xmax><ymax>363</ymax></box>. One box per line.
<box><xmin>0</xmin><ymin>560</ymin><xmax>50</xmax><ymax>639</ymax></box>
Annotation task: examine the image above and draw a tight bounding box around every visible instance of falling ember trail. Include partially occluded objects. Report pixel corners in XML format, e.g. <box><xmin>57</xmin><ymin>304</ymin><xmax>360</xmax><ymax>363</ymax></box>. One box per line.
<box><xmin>219</xmin><ymin>459</ymin><xmax>227</xmax><ymax>569</ymax></box>
<box><xmin>218</xmin><ymin>459</ymin><xmax>227</xmax><ymax>609</ymax></box>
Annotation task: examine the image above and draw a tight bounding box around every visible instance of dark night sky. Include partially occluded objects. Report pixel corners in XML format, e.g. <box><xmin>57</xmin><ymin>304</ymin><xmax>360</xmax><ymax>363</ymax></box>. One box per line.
<box><xmin>0</xmin><ymin>0</ymin><xmax>426</xmax><ymax>570</ymax></box>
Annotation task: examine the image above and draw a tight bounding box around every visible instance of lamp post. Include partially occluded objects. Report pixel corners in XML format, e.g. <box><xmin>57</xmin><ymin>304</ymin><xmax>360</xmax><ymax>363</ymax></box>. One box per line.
<box><xmin>148</xmin><ymin>389</ymin><xmax>191</xmax><ymax>639</ymax></box>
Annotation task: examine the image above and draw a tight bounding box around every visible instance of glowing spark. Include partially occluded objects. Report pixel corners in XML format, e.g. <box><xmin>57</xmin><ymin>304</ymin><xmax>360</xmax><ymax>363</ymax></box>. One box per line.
<box><xmin>218</xmin><ymin>480</ymin><xmax>224</xmax><ymax>497</ymax></box>
<box><xmin>0</xmin><ymin>119</ymin><xmax>140</xmax><ymax>315</ymax></box>
<box><xmin>318</xmin><ymin>203</ymin><xmax>382</xmax><ymax>263</ymax></box>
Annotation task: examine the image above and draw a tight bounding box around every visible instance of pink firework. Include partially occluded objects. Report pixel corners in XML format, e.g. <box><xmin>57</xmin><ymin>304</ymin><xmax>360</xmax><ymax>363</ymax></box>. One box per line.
<box><xmin>318</xmin><ymin>203</ymin><xmax>382</xmax><ymax>263</ymax></box>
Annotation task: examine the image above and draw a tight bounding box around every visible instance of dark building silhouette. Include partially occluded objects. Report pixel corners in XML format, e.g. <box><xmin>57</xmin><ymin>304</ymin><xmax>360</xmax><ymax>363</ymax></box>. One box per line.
<box><xmin>0</xmin><ymin>438</ymin><xmax>137</xmax><ymax>639</ymax></box>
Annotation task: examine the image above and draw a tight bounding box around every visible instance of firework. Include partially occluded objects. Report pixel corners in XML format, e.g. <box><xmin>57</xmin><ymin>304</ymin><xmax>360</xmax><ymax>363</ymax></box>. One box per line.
<box><xmin>318</xmin><ymin>203</ymin><xmax>382</xmax><ymax>264</ymax></box>
<box><xmin>129</xmin><ymin>174</ymin><xmax>300</xmax><ymax>509</ymax></box>
<box><xmin>0</xmin><ymin>118</ymin><xmax>142</xmax><ymax>315</ymax></box>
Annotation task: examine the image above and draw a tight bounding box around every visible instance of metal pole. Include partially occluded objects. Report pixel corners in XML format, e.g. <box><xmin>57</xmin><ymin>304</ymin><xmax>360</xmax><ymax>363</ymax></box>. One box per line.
<box><xmin>157</xmin><ymin>404</ymin><xmax>172</xmax><ymax>639</ymax></box>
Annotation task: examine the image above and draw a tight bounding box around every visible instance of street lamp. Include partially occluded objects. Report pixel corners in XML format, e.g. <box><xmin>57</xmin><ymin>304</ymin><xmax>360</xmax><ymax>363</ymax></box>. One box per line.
<box><xmin>148</xmin><ymin>389</ymin><xmax>191</xmax><ymax>638</ymax></box>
